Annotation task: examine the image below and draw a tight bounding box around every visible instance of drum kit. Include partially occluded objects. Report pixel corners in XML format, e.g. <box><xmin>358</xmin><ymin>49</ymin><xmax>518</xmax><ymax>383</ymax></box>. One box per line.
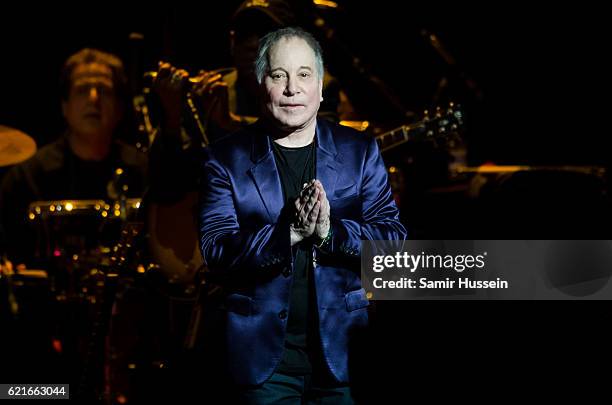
<box><xmin>0</xmin><ymin>126</ymin><xmax>208</xmax><ymax>403</ymax></box>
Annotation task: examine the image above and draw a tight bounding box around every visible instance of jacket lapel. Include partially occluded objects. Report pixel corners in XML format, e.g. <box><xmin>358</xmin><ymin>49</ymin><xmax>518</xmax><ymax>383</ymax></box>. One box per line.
<box><xmin>315</xmin><ymin>120</ymin><xmax>341</xmax><ymax>198</ymax></box>
<box><xmin>248</xmin><ymin>132</ymin><xmax>284</xmax><ymax>223</ymax></box>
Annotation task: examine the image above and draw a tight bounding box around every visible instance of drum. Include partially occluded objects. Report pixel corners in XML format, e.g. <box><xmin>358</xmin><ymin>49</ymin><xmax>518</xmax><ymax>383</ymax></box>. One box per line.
<box><xmin>26</xmin><ymin>198</ymin><xmax>142</xmax><ymax>294</ymax></box>
<box><xmin>17</xmin><ymin>199</ymin><xmax>144</xmax><ymax>399</ymax></box>
<box><xmin>20</xmin><ymin>195</ymin><xmax>211</xmax><ymax>402</ymax></box>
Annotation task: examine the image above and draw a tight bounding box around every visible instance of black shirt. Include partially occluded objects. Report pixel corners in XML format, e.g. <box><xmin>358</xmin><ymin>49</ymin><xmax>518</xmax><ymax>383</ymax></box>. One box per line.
<box><xmin>271</xmin><ymin>140</ymin><xmax>316</xmax><ymax>375</ymax></box>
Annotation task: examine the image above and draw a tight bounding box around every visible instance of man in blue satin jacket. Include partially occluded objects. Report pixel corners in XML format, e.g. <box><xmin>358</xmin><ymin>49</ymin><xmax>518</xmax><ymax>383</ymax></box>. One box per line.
<box><xmin>199</xmin><ymin>26</ymin><xmax>406</xmax><ymax>404</ymax></box>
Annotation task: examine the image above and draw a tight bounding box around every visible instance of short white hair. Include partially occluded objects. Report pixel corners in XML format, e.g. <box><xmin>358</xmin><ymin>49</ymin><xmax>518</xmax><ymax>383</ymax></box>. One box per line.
<box><xmin>254</xmin><ymin>27</ymin><xmax>324</xmax><ymax>84</ymax></box>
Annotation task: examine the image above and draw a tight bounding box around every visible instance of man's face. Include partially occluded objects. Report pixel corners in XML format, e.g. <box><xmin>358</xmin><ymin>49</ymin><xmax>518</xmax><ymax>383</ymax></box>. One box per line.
<box><xmin>262</xmin><ymin>36</ymin><xmax>323</xmax><ymax>131</ymax></box>
<box><xmin>62</xmin><ymin>62</ymin><xmax>122</xmax><ymax>140</ymax></box>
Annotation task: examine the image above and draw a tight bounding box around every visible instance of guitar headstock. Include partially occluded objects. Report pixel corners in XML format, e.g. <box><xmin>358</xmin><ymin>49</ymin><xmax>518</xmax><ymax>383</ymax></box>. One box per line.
<box><xmin>420</xmin><ymin>102</ymin><xmax>464</xmax><ymax>140</ymax></box>
<box><xmin>376</xmin><ymin>102</ymin><xmax>465</xmax><ymax>153</ymax></box>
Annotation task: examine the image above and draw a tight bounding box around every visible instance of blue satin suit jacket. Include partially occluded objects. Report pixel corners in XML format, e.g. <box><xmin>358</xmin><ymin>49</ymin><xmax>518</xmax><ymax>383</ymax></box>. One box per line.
<box><xmin>199</xmin><ymin>118</ymin><xmax>406</xmax><ymax>386</ymax></box>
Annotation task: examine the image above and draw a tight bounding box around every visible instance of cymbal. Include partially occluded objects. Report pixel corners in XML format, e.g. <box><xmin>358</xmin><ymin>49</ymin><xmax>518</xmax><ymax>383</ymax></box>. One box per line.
<box><xmin>0</xmin><ymin>125</ymin><xmax>37</xmax><ymax>167</ymax></box>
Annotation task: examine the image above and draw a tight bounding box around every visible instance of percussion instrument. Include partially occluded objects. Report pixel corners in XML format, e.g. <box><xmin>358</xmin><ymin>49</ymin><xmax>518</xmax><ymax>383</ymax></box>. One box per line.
<box><xmin>0</xmin><ymin>125</ymin><xmax>37</xmax><ymax>167</ymax></box>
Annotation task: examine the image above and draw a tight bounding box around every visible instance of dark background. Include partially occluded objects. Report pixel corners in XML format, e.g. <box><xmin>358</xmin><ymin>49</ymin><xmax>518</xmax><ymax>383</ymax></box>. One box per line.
<box><xmin>1</xmin><ymin>1</ymin><xmax>610</xmax><ymax>165</ymax></box>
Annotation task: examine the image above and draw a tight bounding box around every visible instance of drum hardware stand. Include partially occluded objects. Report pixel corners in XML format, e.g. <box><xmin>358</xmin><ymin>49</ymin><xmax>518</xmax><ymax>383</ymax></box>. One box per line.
<box><xmin>1</xmin><ymin>256</ymin><xmax>20</xmax><ymax>318</ymax></box>
<box><xmin>75</xmin><ymin>218</ymin><xmax>143</xmax><ymax>404</ymax></box>
<box><xmin>182</xmin><ymin>263</ymin><xmax>208</xmax><ymax>351</ymax></box>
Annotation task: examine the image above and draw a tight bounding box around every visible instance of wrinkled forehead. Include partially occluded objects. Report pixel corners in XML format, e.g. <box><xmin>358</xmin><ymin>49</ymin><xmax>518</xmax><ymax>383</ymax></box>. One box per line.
<box><xmin>268</xmin><ymin>37</ymin><xmax>317</xmax><ymax>69</ymax></box>
<box><xmin>70</xmin><ymin>63</ymin><xmax>114</xmax><ymax>88</ymax></box>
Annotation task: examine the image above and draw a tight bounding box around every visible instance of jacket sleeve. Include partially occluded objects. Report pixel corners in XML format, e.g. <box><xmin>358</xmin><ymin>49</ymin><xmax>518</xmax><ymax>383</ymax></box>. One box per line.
<box><xmin>198</xmin><ymin>148</ymin><xmax>292</xmax><ymax>280</ymax></box>
<box><xmin>320</xmin><ymin>136</ymin><xmax>407</xmax><ymax>258</ymax></box>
